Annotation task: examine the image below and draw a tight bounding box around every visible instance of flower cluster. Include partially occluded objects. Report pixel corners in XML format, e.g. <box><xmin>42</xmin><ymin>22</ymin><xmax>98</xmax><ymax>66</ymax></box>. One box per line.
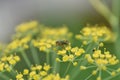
<box><xmin>14</xmin><ymin>21</ymin><xmax>39</xmax><ymax>39</ymax></box>
<box><xmin>42</xmin><ymin>73</ymin><xmax>69</xmax><ymax>80</ymax></box>
<box><xmin>75</xmin><ymin>25</ymin><xmax>114</xmax><ymax>45</ymax></box>
<box><xmin>0</xmin><ymin>54</ymin><xmax>20</xmax><ymax>72</ymax></box>
<box><xmin>4</xmin><ymin>36</ymin><xmax>31</xmax><ymax>54</ymax></box>
<box><xmin>16</xmin><ymin>21</ymin><xmax>38</xmax><ymax>33</ymax></box>
<box><xmin>80</xmin><ymin>49</ymin><xmax>119</xmax><ymax>80</ymax></box>
<box><xmin>32</xmin><ymin>39</ymin><xmax>56</xmax><ymax>52</ymax></box>
<box><xmin>16</xmin><ymin>64</ymin><xmax>50</xmax><ymax>80</ymax></box>
<box><xmin>40</xmin><ymin>26</ymin><xmax>72</xmax><ymax>40</ymax></box>
<box><xmin>16</xmin><ymin>64</ymin><xmax>68</xmax><ymax>80</ymax></box>
<box><xmin>32</xmin><ymin>26</ymin><xmax>72</xmax><ymax>52</ymax></box>
<box><xmin>0</xmin><ymin>21</ymin><xmax>119</xmax><ymax>80</ymax></box>
<box><xmin>56</xmin><ymin>45</ymin><xmax>85</xmax><ymax>66</ymax></box>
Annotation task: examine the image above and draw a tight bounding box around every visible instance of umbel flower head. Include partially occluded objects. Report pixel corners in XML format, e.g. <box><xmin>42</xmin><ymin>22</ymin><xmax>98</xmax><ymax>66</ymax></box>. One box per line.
<box><xmin>56</xmin><ymin>45</ymin><xmax>85</xmax><ymax>66</ymax></box>
<box><xmin>80</xmin><ymin>48</ymin><xmax>119</xmax><ymax>80</ymax></box>
<box><xmin>32</xmin><ymin>25</ymin><xmax>72</xmax><ymax>52</ymax></box>
<box><xmin>4</xmin><ymin>36</ymin><xmax>31</xmax><ymax>54</ymax></box>
<box><xmin>32</xmin><ymin>39</ymin><xmax>56</xmax><ymax>52</ymax></box>
<box><xmin>0</xmin><ymin>21</ymin><xmax>119</xmax><ymax>80</ymax></box>
<box><xmin>14</xmin><ymin>21</ymin><xmax>39</xmax><ymax>39</ymax></box>
<box><xmin>0</xmin><ymin>54</ymin><xmax>20</xmax><ymax>72</ymax></box>
<box><xmin>16</xmin><ymin>64</ymin><xmax>69</xmax><ymax>80</ymax></box>
<box><xmin>75</xmin><ymin>25</ymin><xmax>114</xmax><ymax>45</ymax></box>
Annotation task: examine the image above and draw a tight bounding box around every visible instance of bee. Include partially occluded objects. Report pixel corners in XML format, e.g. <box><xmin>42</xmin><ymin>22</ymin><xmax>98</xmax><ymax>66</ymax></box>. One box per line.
<box><xmin>56</xmin><ymin>40</ymin><xmax>69</xmax><ymax>47</ymax></box>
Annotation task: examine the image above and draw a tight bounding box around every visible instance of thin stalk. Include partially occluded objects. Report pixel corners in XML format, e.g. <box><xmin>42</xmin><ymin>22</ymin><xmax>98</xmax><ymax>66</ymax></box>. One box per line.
<box><xmin>63</xmin><ymin>62</ymin><xmax>71</xmax><ymax>76</ymax></box>
<box><xmin>46</xmin><ymin>51</ymin><xmax>50</xmax><ymax>65</ymax></box>
<box><xmin>30</xmin><ymin>42</ymin><xmax>40</xmax><ymax>64</ymax></box>
<box><xmin>112</xmin><ymin>0</ymin><xmax>120</xmax><ymax>58</ymax></box>
<box><xmin>70</xmin><ymin>43</ymin><xmax>96</xmax><ymax>80</ymax></box>
<box><xmin>103</xmin><ymin>73</ymin><xmax>120</xmax><ymax>80</ymax></box>
<box><xmin>20</xmin><ymin>49</ymin><xmax>31</xmax><ymax>68</ymax></box>
<box><xmin>89</xmin><ymin>0</ymin><xmax>120</xmax><ymax>58</ymax></box>
<box><xmin>52</xmin><ymin>51</ymin><xmax>60</xmax><ymax>73</ymax></box>
<box><xmin>88</xmin><ymin>0</ymin><xmax>113</xmax><ymax>22</ymax></box>
<box><xmin>84</xmin><ymin>74</ymin><xmax>92</xmax><ymax>80</ymax></box>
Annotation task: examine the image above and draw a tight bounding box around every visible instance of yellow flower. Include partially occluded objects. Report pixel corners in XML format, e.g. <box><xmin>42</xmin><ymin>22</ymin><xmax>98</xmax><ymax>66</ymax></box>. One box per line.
<box><xmin>58</xmin><ymin>50</ymin><xmax>66</xmax><ymax>55</ymax></box>
<box><xmin>0</xmin><ymin>62</ymin><xmax>4</xmax><ymax>71</ymax></box>
<box><xmin>0</xmin><ymin>55</ymin><xmax>20</xmax><ymax>72</ymax></box>
<box><xmin>76</xmin><ymin>25</ymin><xmax>114</xmax><ymax>43</ymax></box>
<box><xmin>57</xmin><ymin>45</ymin><xmax>85</xmax><ymax>65</ymax></box>
<box><xmin>111</xmin><ymin>71</ymin><xmax>116</xmax><ymax>76</ymax></box>
<box><xmin>23</xmin><ymin>69</ymin><xmax>29</xmax><ymax>75</ymax></box>
<box><xmin>97</xmin><ymin>76</ymin><xmax>101</xmax><ymax>80</ymax></box>
<box><xmin>40</xmin><ymin>71</ymin><xmax>47</xmax><ymax>76</ymax></box>
<box><xmin>83</xmin><ymin>48</ymin><xmax>119</xmax><ymax>80</ymax></box>
<box><xmin>9</xmin><ymin>59</ymin><xmax>16</xmax><ymax>65</ymax></box>
<box><xmin>16</xmin><ymin>73</ymin><xmax>23</xmax><ymax>79</ymax></box>
<box><xmin>80</xmin><ymin>66</ymin><xmax>87</xmax><ymax>70</ymax></box>
<box><xmin>29</xmin><ymin>71</ymin><xmax>36</xmax><ymax>77</ymax></box>
<box><xmin>62</xmin><ymin>55</ymin><xmax>69</xmax><ymax>62</ymax></box>
<box><xmin>92</xmin><ymin>70</ymin><xmax>97</xmax><ymax>75</ymax></box>
<box><xmin>16</xmin><ymin>21</ymin><xmax>38</xmax><ymax>32</ymax></box>
<box><xmin>42</xmin><ymin>73</ymin><xmax>69</xmax><ymax>80</ymax></box>
<box><xmin>14</xmin><ymin>56</ymin><xmax>20</xmax><ymax>62</ymax></box>
<box><xmin>43</xmin><ymin>64</ymin><xmax>50</xmax><ymax>71</ymax></box>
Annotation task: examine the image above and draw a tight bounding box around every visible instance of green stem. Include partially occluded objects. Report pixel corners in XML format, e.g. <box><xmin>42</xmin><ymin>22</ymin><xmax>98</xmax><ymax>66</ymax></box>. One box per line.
<box><xmin>52</xmin><ymin>51</ymin><xmax>59</xmax><ymax>73</ymax></box>
<box><xmin>88</xmin><ymin>0</ymin><xmax>113</xmax><ymax>22</ymax></box>
<box><xmin>112</xmin><ymin>0</ymin><xmax>120</xmax><ymax>58</ymax></box>
<box><xmin>30</xmin><ymin>42</ymin><xmax>40</xmax><ymax>64</ymax></box>
<box><xmin>103</xmin><ymin>73</ymin><xmax>120</xmax><ymax>80</ymax></box>
<box><xmin>20</xmin><ymin>49</ymin><xmax>31</xmax><ymax>68</ymax></box>
<box><xmin>84</xmin><ymin>74</ymin><xmax>92</xmax><ymax>80</ymax></box>
<box><xmin>89</xmin><ymin>0</ymin><xmax>120</xmax><ymax>58</ymax></box>
<box><xmin>70</xmin><ymin>43</ymin><xmax>96</xmax><ymax>80</ymax></box>
<box><xmin>46</xmin><ymin>51</ymin><xmax>50</xmax><ymax>65</ymax></box>
<box><xmin>63</xmin><ymin>62</ymin><xmax>71</xmax><ymax>76</ymax></box>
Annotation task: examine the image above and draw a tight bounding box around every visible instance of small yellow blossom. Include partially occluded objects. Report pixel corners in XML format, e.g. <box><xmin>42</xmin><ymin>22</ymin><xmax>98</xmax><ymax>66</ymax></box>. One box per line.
<box><xmin>23</xmin><ymin>69</ymin><xmax>29</xmax><ymax>75</ymax></box>
<box><xmin>42</xmin><ymin>73</ymin><xmax>69</xmax><ymax>80</ymax></box>
<box><xmin>92</xmin><ymin>70</ymin><xmax>97</xmax><ymax>75</ymax></box>
<box><xmin>97</xmin><ymin>76</ymin><xmax>101</xmax><ymax>80</ymax></box>
<box><xmin>40</xmin><ymin>71</ymin><xmax>47</xmax><ymax>76</ymax></box>
<box><xmin>16</xmin><ymin>73</ymin><xmax>23</xmax><ymax>80</ymax></box>
<box><xmin>43</xmin><ymin>64</ymin><xmax>50</xmax><ymax>71</ymax></box>
<box><xmin>80</xmin><ymin>66</ymin><xmax>87</xmax><ymax>70</ymax></box>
